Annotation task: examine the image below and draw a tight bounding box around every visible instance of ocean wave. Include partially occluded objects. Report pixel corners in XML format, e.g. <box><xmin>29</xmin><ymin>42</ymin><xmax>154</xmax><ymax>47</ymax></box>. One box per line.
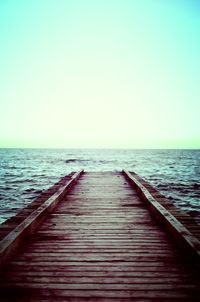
<box><xmin>65</xmin><ymin>158</ymin><xmax>116</xmax><ymax>165</ymax></box>
<box><xmin>24</xmin><ymin>188</ymin><xmax>43</xmax><ymax>194</ymax></box>
<box><xmin>65</xmin><ymin>159</ymin><xmax>83</xmax><ymax>163</ymax></box>
<box><xmin>157</xmin><ymin>182</ymin><xmax>200</xmax><ymax>194</ymax></box>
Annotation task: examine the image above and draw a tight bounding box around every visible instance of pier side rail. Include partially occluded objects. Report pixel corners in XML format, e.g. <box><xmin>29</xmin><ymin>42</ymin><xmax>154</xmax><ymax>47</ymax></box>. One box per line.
<box><xmin>122</xmin><ymin>170</ymin><xmax>200</xmax><ymax>261</ymax></box>
<box><xmin>0</xmin><ymin>170</ymin><xmax>84</xmax><ymax>268</ymax></box>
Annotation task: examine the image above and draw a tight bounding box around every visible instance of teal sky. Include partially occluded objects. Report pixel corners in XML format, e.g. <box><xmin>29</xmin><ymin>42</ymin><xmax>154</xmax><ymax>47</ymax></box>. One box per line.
<box><xmin>0</xmin><ymin>0</ymin><xmax>199</xmax><ymax>148</ymax></box>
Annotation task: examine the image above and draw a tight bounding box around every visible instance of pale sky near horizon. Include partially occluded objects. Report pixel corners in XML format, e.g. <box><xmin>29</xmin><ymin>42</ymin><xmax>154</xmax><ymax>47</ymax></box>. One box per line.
<box><xmin>0</xmin><ymin>0</ymin><xmax>200</xmax><ymax>148</ymax></box>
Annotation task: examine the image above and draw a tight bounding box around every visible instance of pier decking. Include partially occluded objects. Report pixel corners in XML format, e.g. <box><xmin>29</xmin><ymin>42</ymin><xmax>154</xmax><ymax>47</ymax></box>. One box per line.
<box><xmin>0</xmin><ymin>171</ymin><xmax>200</xmax><ymax>301</ymax></box>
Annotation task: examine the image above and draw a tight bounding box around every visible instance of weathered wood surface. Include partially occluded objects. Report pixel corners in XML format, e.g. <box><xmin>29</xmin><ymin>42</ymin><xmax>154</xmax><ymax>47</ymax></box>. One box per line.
<box><xmin>1</xmin><ymin>171</ymin><xmax>200</xmax><ymax>301</ymax></box>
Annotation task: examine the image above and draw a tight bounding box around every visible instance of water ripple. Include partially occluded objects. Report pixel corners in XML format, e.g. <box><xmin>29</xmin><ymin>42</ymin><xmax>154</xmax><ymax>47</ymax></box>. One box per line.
<box><xmin>0</xmin><ymin>148</ymin><xmax>199</xmax><ymax>224</ymax></box>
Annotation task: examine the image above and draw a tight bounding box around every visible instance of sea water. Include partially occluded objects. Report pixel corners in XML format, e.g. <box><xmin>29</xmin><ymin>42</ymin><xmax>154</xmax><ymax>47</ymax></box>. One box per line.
<box><xmin>0</xmin><ymin>148</ymin><xmax>199</xmax><ymax>224</ymax></box>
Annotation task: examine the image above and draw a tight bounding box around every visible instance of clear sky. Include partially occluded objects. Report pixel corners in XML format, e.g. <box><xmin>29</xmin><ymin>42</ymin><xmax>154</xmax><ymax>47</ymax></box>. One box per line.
<box><xmin>0</xmin><ymin>0</ymin><xmax>199</xmax><ymax>148</ymax></box>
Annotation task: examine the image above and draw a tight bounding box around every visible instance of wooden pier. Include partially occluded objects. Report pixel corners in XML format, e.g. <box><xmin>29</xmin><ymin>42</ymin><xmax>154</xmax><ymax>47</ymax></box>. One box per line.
<box><xmin>0</xmin><ymin>171</ymin><xmax>200</xmax><ymax>301</ymax></box>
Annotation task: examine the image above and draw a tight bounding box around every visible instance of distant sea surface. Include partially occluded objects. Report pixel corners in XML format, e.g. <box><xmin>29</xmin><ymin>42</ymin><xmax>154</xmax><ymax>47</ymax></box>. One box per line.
<box><xmin>0</xmin><ymin>148</ymin><xmax>199</xmax><ymax>224</ymax></box>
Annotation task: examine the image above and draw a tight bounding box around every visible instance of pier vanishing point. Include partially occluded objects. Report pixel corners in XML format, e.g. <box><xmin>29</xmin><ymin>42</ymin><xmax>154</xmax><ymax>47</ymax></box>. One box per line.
<box><xmin>0</xmin><ymin>170</ymin><xmax>200</xmax><ymax>301</ymax></box>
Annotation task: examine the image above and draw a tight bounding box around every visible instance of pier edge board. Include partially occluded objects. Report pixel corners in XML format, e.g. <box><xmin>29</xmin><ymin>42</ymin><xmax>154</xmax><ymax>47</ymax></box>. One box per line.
<box><xmin>122</xmin><ymin>170</ymin><xmax>200</xmax><ymax>261</ymax></box>
<box><xmin>0</xmin><ymin>172</ymin><xmax>76</xmax><ymax>241</ymax></box>
<box><xmin>0</xmin><ymin>170</ymin><xmax>84</xmax><ymax>268</ymax></box>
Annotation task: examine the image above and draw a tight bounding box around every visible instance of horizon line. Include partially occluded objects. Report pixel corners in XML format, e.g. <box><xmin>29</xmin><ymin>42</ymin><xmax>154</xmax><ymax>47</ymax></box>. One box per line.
<box><xmin>0</xmin><ymin>147</ymin><xmax>199</xmax><ymax>150</ymax></box>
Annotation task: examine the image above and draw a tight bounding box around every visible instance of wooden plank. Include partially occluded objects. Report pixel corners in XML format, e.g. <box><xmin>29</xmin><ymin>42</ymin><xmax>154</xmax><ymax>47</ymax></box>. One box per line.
<box><xmin>14</xmin><ymin>254</ymin><xmax>182</xmax><ymax>262</ymax></box>
<box><xmin>35</xmin><ymin>232</ymin><xmax>166</xmax><ymax>237</ymax></box>
<box><xmin>1</xmin><ymin>288</ymin><xmax>196</xmax><ymax>299</ymax></box>
<box><xmin>0</xmin><ymin>298</ymin><xmax>193</xmax><ymax>302</ymax></box>
<box><xmin>8</xmin><ymin>260</ymin><xmax>191</xmax><ymax>267</ymax></box>
<box><xmin>2</xmin><ymin>276</ymin><xmax>196</xmax><ymax>285</ymax></box>
<box><xmin>27</xmin><ymin>245</ymin><xmax>175</xmax><ymax>250</ymax></box>
<box><xmin>3</xmin><ymin>270</ymin><xmax>194</xmax><ymax>278</ymax></box>
<box><xmin>6</xmin><ymin>262</ymin><xmax>196</xmax><ymax>272</ymax></box>
<box><xmin>28</xmin><ymin>238</ymin><xmax>170</xmax><ymax>243</ymax></box>
<box><xmin>1</xmin><ymin>282</ymin><xmax>198</xmax><ymax>290</ymax></box>
<box><xmin>28</xmin><ymin>240</ymin><xmax>173</xmax><ymax>245</ymax></box>
<box><xmin>22</xmin><ymin>248</ymin><xmax>176</xmax><ymax>253</ymax></box>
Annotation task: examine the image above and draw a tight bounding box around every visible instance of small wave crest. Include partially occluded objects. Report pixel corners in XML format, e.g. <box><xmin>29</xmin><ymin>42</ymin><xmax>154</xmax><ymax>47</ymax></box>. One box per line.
<box><xmin>65</xmin><ymin>159</ymin><xmax>81</xmax><ymax>163</ymax></box>
<box><xmin>65</xmin><ymin>159</ymin><xmax>115</xmax><ymax>165</ymax></box>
